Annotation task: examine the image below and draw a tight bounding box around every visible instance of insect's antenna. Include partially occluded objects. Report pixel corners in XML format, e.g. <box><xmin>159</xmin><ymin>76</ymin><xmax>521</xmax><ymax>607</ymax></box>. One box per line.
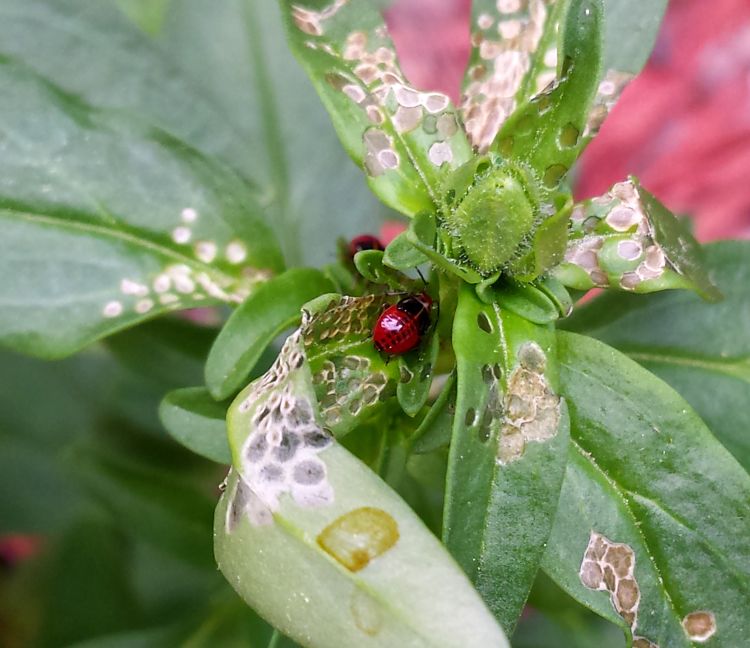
<box><xmin>415</xmin><ymin>266</ymin><xmax>427</xmax><ymax>287</ymax></box>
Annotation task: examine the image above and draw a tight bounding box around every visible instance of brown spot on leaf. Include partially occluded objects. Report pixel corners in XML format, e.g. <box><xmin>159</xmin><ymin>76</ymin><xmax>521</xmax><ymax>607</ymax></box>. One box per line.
<box><xmin>682</xmin><ymin>611</ymin><xmax>717</xmax><ymax>642</ymax></box>
<box><xmin>606</xmin><ymin>544</ymin><xmax>634</xmax><ymax>578</ymax></box>
<box><xmin>317</xmin><ymin>507</ymin><xmax>399</xmax><ymax>572</ymax></box>
<box><xmin>616</xmin><ymin>578</ymin><xmax>639</xmax><ymax>611</ymax></box>
<box><xmin>579</xmin><ymin>560</ymin><xmax>603</xmax><ymax>589</ymax></box>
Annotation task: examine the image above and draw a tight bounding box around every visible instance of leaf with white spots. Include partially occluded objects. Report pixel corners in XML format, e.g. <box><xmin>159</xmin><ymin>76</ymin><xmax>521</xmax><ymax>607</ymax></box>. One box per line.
<box><xmin>278</xmin><ymin>0</ymin><xmax>473</xmax><ymax>216</ymax></box>
<box><xmin>552</xmin><ymin>178</ymin><xmax>720</xmax><ymax>301</ymax></box>
<box><xmin>216</xmin><ymin>315</ymin><xmax>509</xmax><ymax>648</ymax></box>
<box><xmin>562</xmin><ymin>241</ymin><xmax>750</xmax><ymax>472</ymax></box>
<box><xmin>462</xmin><ymin>0</ymin><xmax>565</xmax><ymax>153</ymax></box>
<box><xmin>158</xmin><ymin>0</ymin><xmax>398</xmax><ymax>268</ymax></box>
<box><xmin>0</xmin><ymin>59</ymin><xmax>283</xmax><ymax>359</ymax></box>
<box><xmin>443</xmin><ymin>284</ymin><xmax>569</xmax><ymax>632</ymax></box>
<box><xmin>543</xmin><ymin>332</ymin><xmax>750</xmax><ymax>648</ymax></box>
<box><xmin>494</xmin><ymin>0</ymin><xmax>603</xmax><ymax>186</ymax></box>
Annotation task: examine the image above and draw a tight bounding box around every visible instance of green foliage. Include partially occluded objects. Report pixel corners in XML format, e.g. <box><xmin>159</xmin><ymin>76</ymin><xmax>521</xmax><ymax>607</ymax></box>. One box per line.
<box><xmin>1</xmin><ymin>1</ymin><xmax>746</xmax><ymax>647</ymax></box>
<box><xmin>0</xmin><ymin>57</ymin><xmax>282</xmax><ymax>359</ymax></box>
<box><xmin>563</xmin><ymin>241</ymin><xmax>750</xmax><ymax>471</ymax></box>
<box><xmin>444</xmin><ymin>285</ymin><xmax>569</xmax><ymax>631</ymax></box>
<box><xmin>544</xmin><ymin>332</ymin><xmax>750</xmax><ymax>647</ymax></box>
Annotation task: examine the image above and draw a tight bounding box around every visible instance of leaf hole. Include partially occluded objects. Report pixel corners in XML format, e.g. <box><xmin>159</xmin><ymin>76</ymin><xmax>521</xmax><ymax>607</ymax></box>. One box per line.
<box><xmin>559</xmin><ymin>122</ymin><xmax>580</xmax><ymax>148</ymax></box>
<box><xmin>475</xmin><ymin>160</ymin><xmax>491</xmax><ymax>175</ymax></box>
<box><xmin>543</xmin><ymin>164</ymin><xmax>567</xmax><ymax>188</ymax></box>
<box><xmin>476</xmin><ymin>312</ymin><xmax>493</xmax><ymax>333</ymax></box>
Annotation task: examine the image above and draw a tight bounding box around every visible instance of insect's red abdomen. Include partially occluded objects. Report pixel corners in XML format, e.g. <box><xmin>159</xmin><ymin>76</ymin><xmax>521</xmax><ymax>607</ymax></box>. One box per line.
<box><xmin>348</xmin><ymin>234</ymin><xmax>384</xmax><ymax>259</ymax></box>
<box><xmin>373</xmin><ymin>292</ymin><xmax>432</xmax><ymax>356</ymax></box>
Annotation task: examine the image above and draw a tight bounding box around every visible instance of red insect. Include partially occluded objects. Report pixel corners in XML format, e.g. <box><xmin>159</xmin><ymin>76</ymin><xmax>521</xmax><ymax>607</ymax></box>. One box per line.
<box><xmin>348</xmin><ymin>234</ymin><xmax>384</xmax><ymax>259</ymax></box>
<box><xmin>373</xmin><ymin>292</ymin><xmax>433</xmax><ymax>356</ymax></box>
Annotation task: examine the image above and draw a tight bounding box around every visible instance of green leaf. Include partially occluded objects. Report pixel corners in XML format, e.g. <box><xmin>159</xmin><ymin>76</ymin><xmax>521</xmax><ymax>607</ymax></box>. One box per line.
<box><xmin>159</xmin><ymin>0</ymin><xmax>401</xmax><ymax>266</ymax></box>
<box><xmin>461</xmin><ymin>0</ymin><xmax>566</xmax><ymax>152</ymax></box>
<box><xmin>216</xmin><ymin>322</ymin><xmax>508</xmax><ymax>646</ymax></box>
<box><xmin>278</xmin><ymin>0</ymin><xmax>472</xmax><ymax>217</ymax></box>
<box><xmin>476</xmin><ymin>281</ymin><xmax>560</xmax><ymax>324</ymax></box>
<box><xmin>1</xmin><ymin>0</ymin><xmax>389</xmax><ymax>268</ymax></box>
<box><xmin>562</xmin><ymin>241</ymin><xmax>750</xmax><ymax>470</ymax></box>
<box><xmin>353</xmin><ymin>249</ymin><xmax>409</xmax><ymax>290</ymax></box>
<box><xmin>382</xmin><ymin>231</ymin><xmax>429</xmax><ymax>271</ymax></box>
<box><xmin>159</xmin><ymin>387</ymin><xmax>231</xmax><ymax>464</ymax></box>
<box><xmin>543</xmin><ymin>332</ymin><xmax>750</xmax><ymax>647</ymax></box>
<box><xmin>0</xmin><ymin>58</ymin><xmax>283</xmax><ymax>359</ymax></box>
<box><xmin>116</xmin><ymin>0</ymin><xmax>172</xmax><ymax>35</ymax></box>
<box><xmin>601</xmin><ymin>0</ymin><xmax>667</xmax><ymax>74</ymax></box>
<box><xmin>0</xmin><ymin>349</ymin><xmax>112</xmax><ymax>533</ymax></box>
<box><xmin>397</xmin><ymin>332</ymin><xmax>440</xmax><ymax>417</ymax></box>
<box><xmin>205</xmin><ymin>268</ymin><xmax>334</xmax><ymax>400</ymax></box>
<box><xmin>496</xmin><ymin>0</ymin><xmax>603</xmax><ymax>185</ymax></box>
<box><xmin>553</xmin><ymin>178</ymin><xmax>720</xmax><ymax>300</ymax></box>
<box><xmin>0</xmin><ymin>0</ymin><xmax>252</xmax><ymax>171</ymax></box>
<box><xmin>410</xmin><ymin>372</ymin><xmax>456</xmax><ymax>455</ymax></box>
<box><xmin>444</xmin><ymin>284</ymin><xmax>569</xmax><ymax>631</ymax></box>
<box><xmin>73</xmin><ymin>445</ymin><xmax>216</xmax><ymax>567</ymax></box>
<box><xmin>37</xmin><ymin>517</ymin><xmax>140</xmax><ymax>647</ymax></box>
<box><xmin>106</xmin><ymin>316</ymin><xmax>217</xmax><ymax>389</ymax></box>
<box><xmin>508</xmin><ymin>196</ymin><xmax>572</xmax><ymax>282</ymax></box>
<box><xmin>579</xmin><ymin>0</ymin><xmax>669</xmax><ymax>139</ymax></box>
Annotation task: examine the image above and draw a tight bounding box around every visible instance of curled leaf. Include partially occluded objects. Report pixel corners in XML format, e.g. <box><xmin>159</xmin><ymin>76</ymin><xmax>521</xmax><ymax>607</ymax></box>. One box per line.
<box><xmin>553</xmin><ymin>178</ymin><xmax>721</xmax><ymax>300</ymax></box>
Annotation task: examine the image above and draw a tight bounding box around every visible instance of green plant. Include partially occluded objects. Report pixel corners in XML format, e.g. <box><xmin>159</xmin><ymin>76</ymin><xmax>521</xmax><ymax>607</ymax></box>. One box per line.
<box><xmin>1</xmin><ymin>1</ymin><xmax>748</xmax><ymax>647</ymax></box>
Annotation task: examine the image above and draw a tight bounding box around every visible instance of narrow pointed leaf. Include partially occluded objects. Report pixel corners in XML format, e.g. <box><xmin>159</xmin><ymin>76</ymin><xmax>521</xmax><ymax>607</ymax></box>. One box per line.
<box><xmin>0</xmin><ymin>59</ymin><xmax>283</xmax><ymax>359</ymax></box>
<box><xmin>462</xmin><ymin>0</ymin><xmax>565</xmax><ymax>152</ymax></box>
<box><xmin>205</xmin><ymin>268</ymin><xmax>334</xmax><ymax>400</ymax></box>
<box><xmin>562</xmin><ymin>241</ymin><xmax>750</xmax><ymax>470</ymax></box>
<box><xmin>159</xmin><ymin>387</ymin><xmax>231</xmax><ymax>464</ymax></box>
<box><xmin>476</xmin><ymin>281</ymin><xmax>560</xmax><ymax>324</ymax></box>
<box><xmin>383</xmin><ymin>231</ymin><xmax>430</xmax><ymax>271</ymax></box>
<box><xmin>553</xmin><ymin>178</ymin><xmax>720</xmax><ymax>300</ymax></box>
<box><xmin>278</xmin><ymin>0</ymin><xmax>472</xmax><ymax>216</ymax></box>
<box><xmin>353</xmin><ymin>250</ymin><xmax>410</xmax><ymax>290</ymax></box>
<box><xmin>397</xmin><ymin>332</ymin><xmax>440</xmax><ymax>417</ymax></box>
<box><xmin>495</xmin><ymin>0</ymin><xmax>603</xmax><ymax>185</ymax></box>
<box><xmin>215</xmin><ymin>316</ymin><xmax>508</xmax><ymax>648</ymax></box>
<box><xmin>411</xmin><ymin>372</ymin><xmax>456</xmax><ymax>454</ymax></box>
<box><xmin>543</xmin><ymin>332</ymin><xmax>750</xmax><ymax>648</ymax></box>
<box><xmin>444</xmin><ymin>284</ymin><xmax>569</xmax><ymax>631</ymax></box>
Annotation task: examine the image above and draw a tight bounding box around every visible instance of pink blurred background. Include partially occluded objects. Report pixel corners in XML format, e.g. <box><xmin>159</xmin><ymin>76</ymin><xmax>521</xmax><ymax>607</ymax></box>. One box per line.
<box><xmin>384</xmin><ymin>0</ymin><xmax>750</xmax><ymax>241</ymax></box>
